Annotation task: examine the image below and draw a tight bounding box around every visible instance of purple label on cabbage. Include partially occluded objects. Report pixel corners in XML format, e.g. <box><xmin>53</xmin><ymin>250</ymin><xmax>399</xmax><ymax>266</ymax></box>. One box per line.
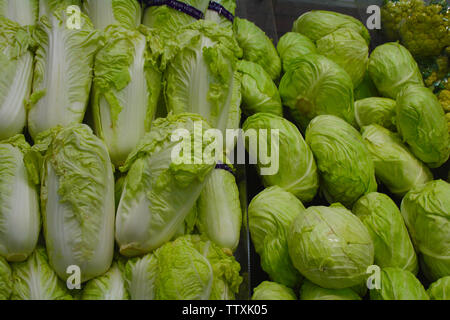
<box><xmin>208</xmin><ymin>1</ymin><xmax>234</xmax><ymax>22</ymax></box>
<box><xmin>143</xmin><ymin>0</ymin><xmax>204</xmax><ymax>20</ymax></box>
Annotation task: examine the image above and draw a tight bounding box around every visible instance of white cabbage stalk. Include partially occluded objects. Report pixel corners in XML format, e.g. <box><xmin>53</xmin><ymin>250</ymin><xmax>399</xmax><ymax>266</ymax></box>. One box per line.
<box><xmin>92</xmin><ymin>25</ymin><xmax>162</xmax><ymax>166</ymax></box>
<box><xmin>0</xmin><ymin>0</ymin><xmax>38</xmax><ymax>25</ymax></box>
<box><xmin>0</xmin><ymin>135</ymin><xmax>40</xmax><ymax>262</ymax></box>
<box><xmin>27</xmin><ymin>9</ymin><xmax>102</xmax><ymax>140</ymax></box>
<box><xmin>0</xmin><ymin>18</ymin><xmax>33</xmax><ymax>140</ymax></box>
<box><xmin>81</xmin><ymin>263</ymin><xmax>129</xmax><ymax>300</ymax></box>
<box><xmin>37</xmin><ymin>124</ymin><xmax>115</xmax><ymax>283</ymax></box>
<box><xmin>83</xmin><ymin>0</ymin><xmax>141</xmax><ymax>30</ymax></box>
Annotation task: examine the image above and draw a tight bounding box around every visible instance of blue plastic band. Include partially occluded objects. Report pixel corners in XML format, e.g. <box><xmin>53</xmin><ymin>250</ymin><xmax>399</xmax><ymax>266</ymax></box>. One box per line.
<box><xmin>208</xmin><ymin>1</ymin><xmax>234</xmax><ymax>22</ymax></box>
<box><xmin>142</xmin><ymin>0</ymin><xmax>204</xmax><ymax>20</ymax></box>
<box><xmin>215</xmin><ymin>162</ymin><xmax>236</xmax><ymax>177</ymax></box>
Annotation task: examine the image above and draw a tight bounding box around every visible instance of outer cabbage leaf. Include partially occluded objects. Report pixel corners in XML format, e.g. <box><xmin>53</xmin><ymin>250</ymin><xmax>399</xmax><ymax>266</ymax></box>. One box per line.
<box><xmin>233</xmin><ymin>17</ymin><xmax>281</xmax><ymax>81</ymax></box>
<box><xmin>368</xmin><ymin>42</ymin><xmax>423</xmax><ymax>99</ymax></box>
<box><xmin>92</xmin><ymin>25</ymin><xmax>162</xmax><ymax>166</ymax></box>
<box><xmin>370</xmin><ymin>267</ymin><xmax>429</xmax><ymax>300</ymax></box>
<box><xmin>0</xmin><ymin>256</ymin><xmax>12</xmax><ymax>300</ymax></box>
<box><xmin>0</xmin><ymin>135</ymin><xmax>40</xmax><ymax>262</ymax></box>
<box><xmin>299</xmin><ymin>280</ymin><xmax>361</xmax><ymax>300</ymax></box>
<box><xmin>305</xmin><ymin>115</ymin><xmax>377</xmax><ymax>208</ymax></box>
<box><xmin>248</xmin><ymin>186</ymin><xmax>304</xmax><ymax>288</ymax></box>
<box><xmin>83</xmin><ymin>0</ymin><xmax>141</xmax><ymax>30</ymax></box>
<box><xmin>288</xmin><ymin>204</ymin><xmax>374</xmax><ymax>289</ymax></box>
<box><xmin>37</xmin><ymin>124</ymin><xmax>115</xmax><ymax>282</ymax></box>
<box><xmin>401</xmin><ymin>180</ymin><xmax>450</xmax><ymax>282</ymax></box>
<box><xmin>316</xmin><ymin>28</ymin><xmax>369</xmax><ymax>87</ymax></box>
<box><xmin>361</xmin><ymin>125</ymin><xmax>433</xmax><ymax>196</ymax></box>
<box><xmin>353</xmin><ymin>72</ymin><xmax>378</xmax><ymax>100</ymax></box>
<box><xmin>353</xmin><ymin>192</ymin><xmax>418</xmax><ymax>274</ymax></box>
<box><xmin>0</xmin><ymin>18</ymin><xmax>33</xmax><ymax>140</ymax></box>
<box><xmin>277</xmin><ymin>32</ymin><xmax>317</xmax><ymax>73</ymax></box>
<box><xmin>115</xmin><ymin>114</ymin><xmax>215</xmax><ymax>256</ymax></box>
<box><xmin>11</xmin><ymin>246</ymin><xmax>72</xmax><ymax>300</ymax></box>
<box><xmin>124</xmin><ymin>252</ymin><xmax>158</xmax><ymax>300</ymax></box>
<box><xmin>0</xmin><ymin>0</ymin><xmax>38</xmax><ymax>25</ymax></box>
<box><xmin>237</xmin><ymin>60</ymin><xmax>282</xmax><ymax>117</ymax></box>
<box><xmin>396</xmin><ymin>85</ymin><xmax>449</xmax><ymax>168</ymax></box>
<box><xmin>27</xmin><ymin>9</ymin><xmax>102</xmax><ymax>140</ymax></box>
<box><xmin>354</xmin><ymin>97</ymin><xmax>396</xmax><ymax>131</ymax></box>
<box><xmin>292</xmin><ymin>10</ymin><xmax>370</xmax><ymax>44</ymax></box>
<box><xmin>82</xmin><ymin>263</ymin><xmax>129</xmax><ymax>300</ymax></box>
<box><xmin>279</xmin><ymin>54</ymin><xmax>355</xmax><ymax>130</ymax></box>
<box><xmin>251</xmin><ymin>281</ymin><xmax>297</xmax><ymax>300</ymax></box>
<box><xmin>427</xmin><ymin>276</ymin><xmax>450</xmax><ymax>300</ymax></box>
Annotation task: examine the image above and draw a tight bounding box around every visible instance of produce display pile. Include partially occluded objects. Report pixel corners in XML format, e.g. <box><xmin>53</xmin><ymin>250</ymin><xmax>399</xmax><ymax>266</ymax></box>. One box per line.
<box><xmin>0</xmin><ymin>0</ymin><xmax>449</xmax><ymax>301</ymax></box>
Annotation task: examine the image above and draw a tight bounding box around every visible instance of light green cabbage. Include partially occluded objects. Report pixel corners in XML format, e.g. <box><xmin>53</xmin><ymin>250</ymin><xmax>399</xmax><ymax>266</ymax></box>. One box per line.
<box><xmin>292</xmin><ymin>10</ymin><xmax>370</xmax><ymax>44</ymax></box>
<box><xmin>243</xmin><ymin>113</ymin><xmax>319</xmax><ymax>203</ymax></box>
<box><xmin>353</xmin><ymin>192</ymin><xmax>418</xmax><ymax>274</ymax></box>
<box><xmin>354</xmin><ymin>72</ymin><xmax>378</xmax><ymax>100</ymax></box>
<box><xmin>251</xmin><ymin>281</ymin><xmax>297</xmax><ymax>300</ymax></box>
<box><xmin>0</xmin><ymin>0</ymin><xmax>38</xmax><ymax>25</ymax></box>
<box><xmin>368</xmin><ymin>42</ymin><xmax>423</xmax><ymax>99</ymax></box>
<box><xmin>197</xmin><ymin>167</ymin><xmax>242</xmax><ymax>252</ymax></box>
<box><xmin>370</xmin><ymin>267</ymin><xmax>429</xmax><ymax>300</ymax></box>
<box><xmin>82</xmin><ymin>263</ymin><xmax>129</xmax><ymax>300</ymax></box>
<box><xmin>248</xmin><ymin>186</ymin><xmax>304</xmax><ymax>288</ymax></box>
<box><xmin>92</xmin><ymin>25</ymin><xmax>162</xmax><ymax>166</ymax></box>
<box><xmin>277</xmin><ymin>32</ymin><xmax>317</xmax><ymax>73</ymax></box>
<box><xmin>27</xmin><ymin>9</ymin><xmax>102</xmax><ymax>140</ymax></box>
<box><xmin>361</xmin><ymin>125</ymin><xmax>433</xmax><ymax>196</ymax></box>
<box><xmin>299</xmin><ymin>280</ymin><xmax>361</xmax><ymax>300</ymax></box>
<box><xmin>316</xmin><ymin>28</ymin><xmax>369</xmax><ymax>87</ymax></box>
<box><xmin>237</xmin><ymin>60</ymin><xmax>282</xmax><ymax>117</ymax></box>
<box><xmin>396</xmin><ymin>85</ymin><xmax>449</xmax><ymax>168</ymax></box>
<box><xmin>0</xmin><ymin>18</ymin><xmax>33</xmax><ymax>140</ymax></box>
<box><xmin>233</xmin><ymin>17</ymin><xmax>281</xmax><ymax>81</ymax></box>
<box><xmin>11</xmin><ymin>246</ymin><xmax>73</xmax><ymax>300</ymax></box>
<box><xmin>427</xmin><ymin>276</ymin><xmax>450</xmax><ymax>300</ymax></box>
<box><xmin>279</xmin><ymin>54</ymin><xmax>355</xmax><ymax>130</ymax></box>
<box><xmin>0</xmin><ymin>135</ymin><xmax>40</xmax><ymax>262</ymax></box>
<box><xmin>35</xmin><ymin>124</ymin><xmax>115</xmax><ymax>283</ymax></box>
<box><xmin>124</xmin><ymin>235</ymin><xmax>242</xmax><ymax>300</ymax></box>
<box><xmin>115</xmin><ymin>114</ymin><xmax>215</xmax><ymax>257</ymax></box>
<box><xmin>38</xmin><ymin>0</ymin><xmax>81</xmax><ymax>19</ymax></box>
<box><xmin>204</xmin><ymin>0</ymin><xmax>235</xmax><ymax>29</ymax></box>
<box><xmin>354</xmin><ymin>97</ymin><xmax>396</xmax><ymax>131</ymax></box>
<box><xmin>288</xmin><ymin>204</ymin><xmax>374</xmax><ymax>289</ymax></box>
<box><xmin>305</xmin><ymin>115</ymin><xmax>377</xmax><ymax>208</ymax></box>
<box><xmin>83</xmin><ymin>0</ymin><xmax>141</xmax><ymax>30</ymax></box>
<box><xmin>401</xmin><ymin>180</ymin><xmax>450</xmax><ymax>282</ymax></box>
<box><xmin>0</xmin><ymin>256</ymin><xmax>12</xmax><ymax>300</ymax></box>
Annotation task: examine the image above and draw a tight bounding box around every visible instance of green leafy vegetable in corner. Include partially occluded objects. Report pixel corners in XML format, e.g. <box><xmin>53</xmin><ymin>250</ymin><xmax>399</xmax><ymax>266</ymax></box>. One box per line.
<box><xmin>35</xmin><ymin>124</ymin><xmax>115</xmax><ymax>283</ymax></box>
<box><xmin>361</xmin><ymin>124</ymin><xmax>433</xmax><ymax>196</ymax></box>
<box><xmin>354</xmin><ymin>97</ymin><xmax>396</xmax><ymax>131</ymax></box>
<box><xmin>251</xmin><ymin>281</ymin><xmax>297</xmax><ymax>300</ymax></box>
<box><xmin>299</xmin><ymin>280</ymin><xmax>361</xmax><ymax>300</ymax></box>
<box><xmin>305</xmin><ymin>115</ymin><xmax>377</xmax><ymax>208</ymax></box>
<box><xmin>83</xmin><ymin>0</ymin><xmax>141</xmax><ymax>30</ymax></box>
<box><xmin>288</xmin><ymin>204</ymin><xmax>374</xmax><ymax>289</ymax></box>
<box><xmin>353</xmin><ymin>192</ymin><xmax>418</xmax><ymax>274</ymax></box>
<box><xmin>0</xmin><ymin>256</ymin><xmax>12</xmax><ymax>300</ymax></box>
<box><xmin>248</xmin><ymin>186</ymin><xmax>304</xmax><ymax>288</ymax></box>
<box><xmin>370</xmin><ymin>267</ymin><xmax>429</xmax><ymax>300</ymax></box>
<box><xmin>0</xmin><ymin>135</ymin><xmax>40</xmax><ymax>262</ymax></box>
<box><xmin>82</xmin><ymin>263</ymin><xmax>129</xmax><ymax>300</ymax></box>
<box><xmin>276</xmin><ymin>32</ymin><xmax>317</xmax><ymax>73</ymax></box>
<box><xmin>427</xmin><ymin>276</ymin><xmax>450</xmax><ymax>300</ymax></box>
<box><xmin>233</xmin><ymin>17</ymin><xmax>281</xmax><ymax>81</ymax></box>
<box><xmin>0</xmin><ymin>0</ymin><xmax>38</xmax><ymax>26</ymax></box>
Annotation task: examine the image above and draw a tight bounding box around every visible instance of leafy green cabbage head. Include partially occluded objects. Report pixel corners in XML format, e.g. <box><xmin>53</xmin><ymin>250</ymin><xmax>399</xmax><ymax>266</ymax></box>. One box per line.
<box><xmin>277</xmin><ymin>32</ymin><xmax>317</xmax><ymax>72</ymax></box>
<box><xmin>251</xmin><ymin>281</ymin><xmax>297</xmax><ymax>300</ymax></box>
<box><xmin>83</xmin><ymin>0</ymin><xmax>141</xmax><ymax>30</ymax></box>
<box><xmin>82</xmin><ymin>263</ymin><xmax>129</xmax><ymax>300</ymax></box>
<box><xmin>354</xmin><ymin>97</ymin><xmax>396</xmax><ymax>131</ymax></box>
<box><xmin>427</xmin><ymin>276</ymin><xmax>450</xmax><ymax>300</ymax></box>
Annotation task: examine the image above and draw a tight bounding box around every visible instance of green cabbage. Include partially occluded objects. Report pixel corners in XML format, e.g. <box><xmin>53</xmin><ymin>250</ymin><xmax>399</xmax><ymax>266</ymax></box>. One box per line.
<box><xmin>396</xmin><ymin>85</ymin><xmax>449</xmax><ymax>168</ymax></box>
<box><xmin>427</xmin><ymin>276</ymin><xmax>450</xmax><ymax>300</ymax></box>
<box><xmin>204</xmin><ymin>0</ymin><xmax>235</xmax><ymax>29</ymax></box>
<box><xmin>27</xmin><ymin>9</ymin><xmax>103</xmax><ymax>140</ymax></box>
<box><xmin>362</xmin><ymin>125</ymin><xmax>433</xmax><ymax>196</ymax></box>
<box><xmin>82</xmin><ymin>263</ymin><xmax>129</xmax><ymax>300</ymax></box>
<box><xmin>248</xmin><ymin>186</ymin><xmax>304</xmax><ymax>288</ymax></box>
<box><xmin>237</xmin><ymin>60</ymin><xmax>282</xmax><ymax>117</ymax></box>
<box><xmin>305</xmin><ymin>115</ymin><xmax>377</xmax><ymax>208</ymax></box>
<box><xmin>233</xmin><ymin>17</ymin><xmax>281</xmax><ymax>81</ymax></box>
<box><xmin>115</xmin><ymin>114</ymin><xmax>215</xmax><ymax>257</ymax></box>
<box><xmin>370</xmin><ymin>267</ymin><xmax>429</xmax><ymax>300</ymax></box>
<box><xmin>401</xmin><ymin>180</ymin><xmax>450</xmax><ymax>282</ymax></box>
<box><xmin>279</xmin><ymin>54</ymin><xmax>355</xmax><ymax>130</ymax></box>
<box><xmin>243</xmin><ymin>113</ymin><xmax>319</xmax><ymax>203</ymax></box>
<box><xmin>251</xmin><ymin>281</ymin><xmax>297</xmax><ymax>300</ymax></box>
<box><xmin>0</xmin><ymin>18</ymin><xmax>33</xmax><ymax>140</ymax></box>
<box><xmin>299</xmin><ymin>280</ymin><xmax>361</xmax><ymax>300</ymax></box>
<box><xmin>368</xmin><ymin>42</ymin><xmax>423</xmax><ymax>99</ymax></box>
<box><xmin>0</xmin><ymin>0</ymin><xmax>38</xmax><ymax>25</ymax></box>
<box><xmin>277</xmin><ymin>32</ymin><xmax>317</xmax><ymax>73</ymax></box>
<box><xmin>353</xmin><ymin>192</ymin><xmax>418</xmax><ymax>274</ymax></box>
<box><xmin>83</xmin><ymin>0</ymin><xmax>141</xmax><ymax>30</ymax></box>
<box><xmin>11</xmin><ymin>246</ymin><xmax>73</xmax><ymax>300</ymax></box>
<box><xmin>92</xmin><ymin>25</ymin><xmax>162</xmax><ymax>166</ymax></box>
<box><xmin>36</xmin><ymin>124</ymin><xmax>115</xmax><ymax>283</ymax></box>
<box><xmin>0</xmin><ymin>256</ymin><xmax>12</xmax><ymax>300</ymax></box>
<box><xmin>38</xmin><ymin>0</ymin><xmax>81</xmax><ymax>19</ymax></box>
<box><xmin>316</xmin><ymin>28</ymin><xmax>369</xmax><ymax>87</ymax></box>
<box><xmin>292</xmin><ymin>10</ymin><xmax>370</xmax><ymax>44</ymax></box>
<box><xmin>354</xmin><ymin>97</ymin><xmax>396</xmax><ymax>131</ymax></box>
<box><xmin>288</xmin><ymin>204</ymin><xmax>374</xmax><ymax>289</ymax></box>
<box><xmin>0</xmin><ymin>135</ymin><xmax>40</xmax><ymax>262</ymax></box>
